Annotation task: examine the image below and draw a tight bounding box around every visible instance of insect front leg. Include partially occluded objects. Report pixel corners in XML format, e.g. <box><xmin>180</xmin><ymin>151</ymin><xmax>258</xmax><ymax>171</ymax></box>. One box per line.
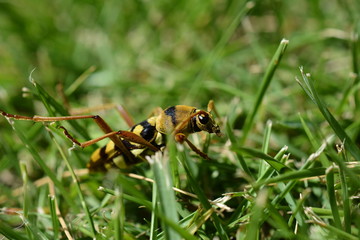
<box><xmin>174</xmin><ymin>133</ymin><xmax>212</xmax><ymax>161</ymax></box>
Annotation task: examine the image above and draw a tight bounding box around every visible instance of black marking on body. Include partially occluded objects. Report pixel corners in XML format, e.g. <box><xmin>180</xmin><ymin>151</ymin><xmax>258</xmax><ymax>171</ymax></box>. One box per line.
<box><xmin>90</xmin><ymin>118</ymin><xmax>167</xmax><ymax>171</ymax></box>
<box><xmin>119</xmin><ymin>139</ymin><xmax>148</xmax><ymax>165</ymax></box>
<box><xmin>130</xmin><ymin>125</ymin><xmax>137</xmax><ymax>132</ymax></box>
<box><xmin>88</xmin><ymin>148</ymin><xmax>116</xmax><ymax>172</ymax></box>
<box><xmin>88</xmin><ymin>161</ymin><xmax>107</xmax><ymax>172</ymax></box>
<box><xmin>121</xmin><ymin>148</ymin><xmax>142</xmax><ymax>166</ymax></box>
<box><xmin>99</xmin><ymin>145</ymin><xmax>108</xmax><ymax>159</ymax></box>
<box><xmin>121</xmin><ymin>139</ymin><xmax>143</xmax><ymax>150</ymax></box>
<box><xmin>156</xmin><ymin>133</ymin><xmax>167</xmax><ymax>148</ymax></box>
<box><xmin>139</xmin><ymin>120</ymin><xmax>156</xmax><ymax>141</ymax></box>
<box><xmin>164</xmin><ymin>106</ymin><xmax>177</xmax><ymax>126</ymax></box>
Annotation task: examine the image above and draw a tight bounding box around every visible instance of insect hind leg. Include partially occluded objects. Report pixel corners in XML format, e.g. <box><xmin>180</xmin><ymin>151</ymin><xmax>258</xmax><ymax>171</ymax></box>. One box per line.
<box><xmin>0</xmin><ymin>110</ymin><xmax>137</xmax><ymax>163</ymax></box>
<box><xmin>69</xmin><ymin>104</ymin><xmax>135</xmax><ymax>128</ymax></box>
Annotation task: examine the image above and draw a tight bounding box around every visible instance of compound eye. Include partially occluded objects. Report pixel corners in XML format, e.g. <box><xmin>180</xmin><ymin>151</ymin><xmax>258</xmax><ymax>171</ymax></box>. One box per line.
<box><xmin>198</xmin><ymin>114</ymin><xmax>209</xmax><ymax>125</ymax></box>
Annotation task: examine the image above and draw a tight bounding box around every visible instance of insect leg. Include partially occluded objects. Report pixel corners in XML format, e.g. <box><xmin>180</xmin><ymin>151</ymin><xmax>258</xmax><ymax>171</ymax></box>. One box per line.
<box><xmin>60</xmin><ymin>127</ymin><xmax>159</xmax><ymax>151</ymax></box>
<box><xmin>174</xmin><ymin>133</ymin><xmax>212</xmax><ymax>161</ymax></box>
<box><xmin>69</xmin><ymin>103</ymin><xmax>135</xmax><ymax>128</ymax></box>
<box><xmin>207</xmin><ymin>100</ymin><xmax>214</xmax><ymax>112</ymax></box>
<box><xmin>207</xmin><ymin>100</ymin><xmax>221</xmax><ymax>123</ymax></box>
<box><xmin>0</xmin><ymin>110</ymin><xmax>137</xmax><ymax>161</ymax></box>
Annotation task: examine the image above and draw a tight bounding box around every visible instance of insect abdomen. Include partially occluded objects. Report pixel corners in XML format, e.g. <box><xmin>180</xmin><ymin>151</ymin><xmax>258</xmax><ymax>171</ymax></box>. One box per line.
<box><xmin>88</xmin><ymin>117</ymin><xmax>165</xmax><ymax>171</ymax></box>
<box><xmin>88</xmin><ymin>140</ymin><xmax>143</xmax><ymax>171</ymax></box>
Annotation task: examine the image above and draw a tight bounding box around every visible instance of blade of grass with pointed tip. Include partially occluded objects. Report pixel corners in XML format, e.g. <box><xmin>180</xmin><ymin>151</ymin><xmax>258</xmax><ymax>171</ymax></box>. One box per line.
<box><xmin>240</xmin><ymin>39</ymin><xmax>289</xmax><ymax>144</ymax></box>
<box><xmin>30</xmin><ymin>78</ymin><xmax>91</xmax><ymax>140</ymax></box>
<box><xmin>254</xmin><ymin>168</ymin><xmax>326</xmax><ymax>189</ymax></box>
<box><xmin>257</xmin><ymin>145</ymin><xmax>289</xmax><ymax>182</ymax></box>
<box><xmin>259</xmin><ymin>120</ymin><xmax>272</xmax><ymax>176</ymax></box>
<box><xmin>65</xmin><ymin>66</ymin><xmax>96</xmax><ymax>96</ymax></box>
<box><xmin>298</xmin><ymin>68</ymin><xmax>360</xmax><ymax>161</ymax></box>
<box><xmin>233</xmin><ymin>147</ymin><xmax>290</xmax><ymax>173</ymax></box>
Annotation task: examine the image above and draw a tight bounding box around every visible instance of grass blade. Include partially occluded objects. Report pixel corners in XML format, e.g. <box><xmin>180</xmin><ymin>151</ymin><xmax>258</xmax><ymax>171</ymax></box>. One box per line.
<box><xmin>112</xmin><ymin>187</ymin><xmax>124</xmax><ymax>240</ymax></box>
<box><xmin>179</xmin><ymin>150</ymin><xmax>229</xmax><ymax>240</ymax></box>
<box><xmin>149</xmin><ymin>151</ymin><xmax>180</xmax><ymax>240</ymax></box>
<box><xmin>234</xmin><ymin>147</ymin><xmax>290</xmax><ymax>173</ymax></box>
<box><xmin>254</xmin><ymin>168</ymin><xmax>326</xmax><ymax>189</ymax></box>
<box><xmin>245</xmin><ymin>189</ymin><xmax>267</xmax><ymax>239</ymax></box>
<box><xmin>298</xmin><ymin>67</ymin><xmax>360</xmax><ymax>161</ymax></box>
<box><xmin>259</xmin><ymin>120</ymin><xmax>272</xmax><ymax>175</ymax></box>
<box><xmin>337</xmin><ymin>151</ymin><xmax>351</xmax><ymax>233</ymax></box>
<box><xmin>240</xmin><ymin>39</ymin><xmax>289</xmax><ymax>144</ymax></box>
<box><xmin>150</xmin><ymin>183</ymin><xmax>159</xmax><ymax>240</ymax></box>
<box><xmin>0</xmin><ymin>220</ymin><xmax>28</xmax><ymax>240</ymax></box>
<box><xmin>3</xmin><ymin>119</ymin><xmax>71</xmax><ymax>204</ymax></box>
<box><xmin>226</xmin><ymin>120</ymin><xmax>253</xmax><ymax>178</ymax></box>
<box><xmin>48</xmin><ymin>129</ymin><xmax>97</xmax><ymax>238</ymax></box>
<box><xmin>29</xmin><ymin>76</ymin><xmax>91</xmax><ymax>141</ymax></box>
<box><xmin>325</xmin><ymin>167</ymin><xmax>342</xmax><ymax>229</ymax></box>
<box><xmin>100</xmin><ymin>184</ymin><xmax>198</xmax><ymax>240</ymax></box>
<box><xmin>20</xmin><ymin>215</ymin><xmax>49</xmax><ymax>240</ymax></box>
<box><xmin>48</xmin><ymin>195</ymin><xmax>60</xmax><ymax>240</ymax></box>
<box><xmin>350</xmin><ymin>29</ymin><xmax>360</xmax><ymax>107</ymax></box>
<box><xmin>20</xmin><ymin>163</ymin><xmax>33</xmax><ymax>240</ymax></box>
<box><xmin>65</xmin><ymin>66</ymin><xmax>96</xmax><ymax>96</ymax></box>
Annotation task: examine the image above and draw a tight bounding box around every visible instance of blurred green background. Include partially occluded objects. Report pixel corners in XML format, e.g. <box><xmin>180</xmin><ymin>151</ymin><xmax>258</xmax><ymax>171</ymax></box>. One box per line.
<box><xmin>1</xmin><ymin>0</ymin><xmax>360</xmax><ymax>238</ymax></box>
<box><xmin>0</xmin><ymin>0</ymin><xmax>358</xmax><ymax>116</ymax></box>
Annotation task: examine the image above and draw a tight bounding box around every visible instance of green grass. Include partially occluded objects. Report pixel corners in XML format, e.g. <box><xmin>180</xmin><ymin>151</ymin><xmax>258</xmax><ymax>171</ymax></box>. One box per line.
<box><xmin>1</xmin><ymin>0</ymin><xmax>360</xmax><ymax>239</ymax></box>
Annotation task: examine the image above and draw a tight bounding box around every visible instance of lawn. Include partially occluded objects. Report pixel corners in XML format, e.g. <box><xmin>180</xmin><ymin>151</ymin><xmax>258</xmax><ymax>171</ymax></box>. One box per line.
<box><xmin>0</xmin><ymin>1</ymin><xmax>360</xmax><ymax>239</ymax></box>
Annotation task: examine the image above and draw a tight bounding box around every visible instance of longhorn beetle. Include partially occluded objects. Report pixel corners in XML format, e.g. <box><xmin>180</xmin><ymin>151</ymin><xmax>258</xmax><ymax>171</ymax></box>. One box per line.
<box><xmin>1</xmin><ymin>101</ymin><xmax>221</xmax><ymax>171</ymax></box>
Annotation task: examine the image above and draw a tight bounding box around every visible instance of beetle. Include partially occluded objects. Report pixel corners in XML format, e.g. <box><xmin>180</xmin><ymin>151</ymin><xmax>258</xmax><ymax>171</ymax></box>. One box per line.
<box><xmin>1</xmin><ymin>101</ymin><xmax>221</xmax><ymax>171</ymax></box>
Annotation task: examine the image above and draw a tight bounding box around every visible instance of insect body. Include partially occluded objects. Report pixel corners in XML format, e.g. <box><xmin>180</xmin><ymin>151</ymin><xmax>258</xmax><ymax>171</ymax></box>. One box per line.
<box><xmin>89</xmin><ymin>116</ymin><xmax>166</xmax><ymax>171</ymax></box>
<box><xmin>1</xmin><ymin>101</ymin><xmax>221</xmax><ymax>171</ymax></box>
<box><xmin>89</xmin><ymin>104</ymin><xmax>221</xmax><ymax>171</ymax></box>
